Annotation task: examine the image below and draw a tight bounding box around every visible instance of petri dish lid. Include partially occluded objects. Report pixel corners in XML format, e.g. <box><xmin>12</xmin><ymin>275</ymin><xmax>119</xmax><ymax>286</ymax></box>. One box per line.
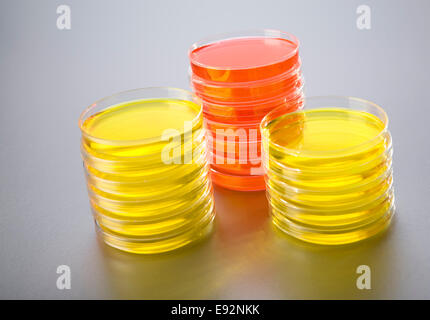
<box><xmin>79</xmin><ymin>87</ymin><xmax>203</xmax><ymax>146</ymax></box>
<box><xmin>260</xmin><ymin>96</ymin><xmax>389</xmax><ymax>158</ymax></box>
<box><xmin>189</xmin><ymin>29</ymin><xmax>300</xmax><ymax>83</ymax></box>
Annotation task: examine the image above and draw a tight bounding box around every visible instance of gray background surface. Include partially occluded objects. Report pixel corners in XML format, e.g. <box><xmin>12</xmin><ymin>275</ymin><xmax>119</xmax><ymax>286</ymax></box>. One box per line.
<box><xmin>0</xmin><ymin>0</ymin><xmax>429</xmax><ymax>299</ymax></box>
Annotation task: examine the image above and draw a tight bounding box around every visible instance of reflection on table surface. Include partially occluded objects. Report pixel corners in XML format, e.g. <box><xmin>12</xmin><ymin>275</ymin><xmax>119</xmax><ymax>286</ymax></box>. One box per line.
<box><xmin>97</xmin><ymin>185</ymin><xmax>399</xmax><ymax>299</ymax></box>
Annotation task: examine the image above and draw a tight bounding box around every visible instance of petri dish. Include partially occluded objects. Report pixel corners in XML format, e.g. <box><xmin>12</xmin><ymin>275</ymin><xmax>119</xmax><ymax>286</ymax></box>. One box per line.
<box><xmin>260</xmin><ymin>96</ymin><xmax>395</xmax><ymax>245</ymax></box>
<box><xmin>78</xmin><ymin>87</ymin><xmax>215</xmax><ymax>254</ymax></box>
<box><xmin>189</xmin><ymin>29</ymin><xmax>300</xmax><ymax>83</ymax></box>
<box><xmin>188</xmin><ymin>29</ymin><xmax>304</xmax><ymax>192</ymax></box>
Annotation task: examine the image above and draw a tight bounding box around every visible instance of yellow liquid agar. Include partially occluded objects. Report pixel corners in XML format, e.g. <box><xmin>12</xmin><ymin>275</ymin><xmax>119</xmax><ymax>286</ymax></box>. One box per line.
<box><xmin>262</xmin><ymin>108</ymin><xmax>394</xmax><ymax>245</ymax></box>
<box><xmin>81</xmin><ymin>98</ymin><xmax>215</xmax><ymax>254</ymax></box>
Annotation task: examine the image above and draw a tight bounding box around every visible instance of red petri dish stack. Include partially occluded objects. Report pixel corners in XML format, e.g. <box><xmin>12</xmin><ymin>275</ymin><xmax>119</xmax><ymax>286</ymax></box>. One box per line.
<box><xmin>189</xmin><ymin>30</ymin><xmax>304</xmax><ymax>191</ymax></box>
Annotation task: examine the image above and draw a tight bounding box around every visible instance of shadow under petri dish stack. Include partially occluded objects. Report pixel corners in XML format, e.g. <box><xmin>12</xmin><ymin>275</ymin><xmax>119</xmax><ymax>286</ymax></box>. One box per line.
<box><xmin>189</xmin><ymin>29</ymin><xmax>305</xmax><ymax>191</ymax></box>
<box><xmin>261</xmin><ymin>96</ymin><xmax>395</xmax><ymax>245</ymax></box>
<box><xmin>78</xmin><ymin>88</ymin><xmax>215</xmax><ymax>254</ymax></box>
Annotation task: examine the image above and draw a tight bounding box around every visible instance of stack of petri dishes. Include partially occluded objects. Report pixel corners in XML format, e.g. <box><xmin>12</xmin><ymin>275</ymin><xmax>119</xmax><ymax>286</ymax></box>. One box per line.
<box><xmin>189</xmin><ymin>29</ymin><xmax>305</xmax><ymax>191</ymax></box>
<box><xmin>79</xmin><ymin>88</ymin><xmax>215</xmax><ymax>254</ymax></box>
<box><xmin>261</xmin><ymin>96</ymin><xmax>395</xmax><ymax>245</ymax></box>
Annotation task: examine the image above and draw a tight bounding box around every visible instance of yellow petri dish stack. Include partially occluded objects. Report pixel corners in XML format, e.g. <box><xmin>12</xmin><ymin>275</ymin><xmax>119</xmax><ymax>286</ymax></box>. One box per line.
<box><xmin>261</xmin><ymin>96</ymin><xmax>395</xmax><ymax>245</ymax></box>
<box><xmin>78</xmin><ymin>88</ymin><xmax>215</xmax><ymax>254</ymax></box>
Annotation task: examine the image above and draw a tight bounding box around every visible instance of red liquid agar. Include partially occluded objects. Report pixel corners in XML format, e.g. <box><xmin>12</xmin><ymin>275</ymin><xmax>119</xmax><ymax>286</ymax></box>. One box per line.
<box><xmin>190</xmin><ymin>37</ymin><xmax>299</xmax><ymax>83</ymax></box>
